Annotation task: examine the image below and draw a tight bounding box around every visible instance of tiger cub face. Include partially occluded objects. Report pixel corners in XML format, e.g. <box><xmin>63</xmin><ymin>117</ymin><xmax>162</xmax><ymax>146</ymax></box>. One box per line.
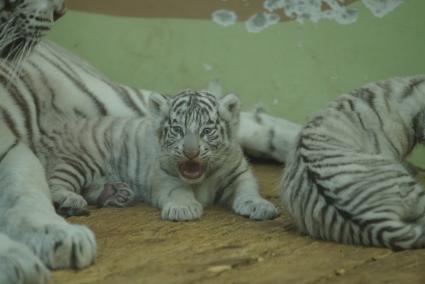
<box><xmin>150</xmin><ymin>90</ymin><xmax>240</xmax><ymax>184</ymax></box>
<box><xmin>0</xmin><ymin>0</ymin><xmax>65</xmax><ymax>59</ymax></box>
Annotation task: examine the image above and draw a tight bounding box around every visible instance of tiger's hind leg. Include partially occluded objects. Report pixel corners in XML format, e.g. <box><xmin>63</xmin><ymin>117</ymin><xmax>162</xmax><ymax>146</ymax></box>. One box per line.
<box><xmin>81</xmin><ymin>177</ymin><xmax>135</xmax><ymax>208</ymax></box>
<box><xmin>49</xmin><ymin>168</ymin><xmax>135</xmax><ymax>216</ymax></box>
<box><xmin>51</xmin><ymin>189</ymin><xmax>90</xmax><ymax>217</ymax></box>
<box><xmin>353</xmin><ymin>163</ymin><xmax>425</xmax><ymax>249</ymax></box>
<box><xmin>48</xmin><ymin>162</ymin><xmax>90</xmax><ymax>217</ymax></box>
<box><xmin>96</xmin><ymin>181</ymin><xmax>135</xmax><ymax>208</ymax></box>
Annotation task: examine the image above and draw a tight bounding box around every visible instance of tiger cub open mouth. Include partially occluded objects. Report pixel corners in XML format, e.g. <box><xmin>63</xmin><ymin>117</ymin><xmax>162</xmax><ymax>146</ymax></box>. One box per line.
<box><xmin>179</xmin><ymin>160</ymin><xmax>204</xmax><ymax>180</ymax></box>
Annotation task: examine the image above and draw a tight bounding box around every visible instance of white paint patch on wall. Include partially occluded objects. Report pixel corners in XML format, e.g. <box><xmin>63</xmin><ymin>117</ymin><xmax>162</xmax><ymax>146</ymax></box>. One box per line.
<box><xmin>212</xmin><ymin>0</ymin><xmax>404</xmax><ymax>32</ymax></box>
<box><xmin>245</xmin><ymin>12</ymin><xmax>280</xmax><ymax>33</ymax></box>
<box><xmin>362</xmin><ymin>0</ymin><xmax>403</xmax><ymax>17</ymax></box>
<box><xmin>211</xmin><ymin>9</ymin><xmax>238</xmax><ymax>27</ymax></box>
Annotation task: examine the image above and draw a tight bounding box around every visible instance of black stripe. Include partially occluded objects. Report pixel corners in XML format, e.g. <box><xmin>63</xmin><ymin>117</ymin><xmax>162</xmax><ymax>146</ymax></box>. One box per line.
<box><xmin>268</xmin><ymin>128</ymin><xmax>276</xmax><ymax>152</ymax></box>
<box><xmin>37</xmin><ymin>51</ymin><xmax>108</xmax><ymax>115</ymax></box>
<box><xmin>0</xmin><ymin>139</ymin><xmax>18</xmax><ymax>164</ymax></box>
<box><xmin>53</xmin><ymin>167</ymin><xmax>84</xmax><ymax>189</ymax></box>
<box><xmin>49</xmin><ymin>175</ymin><xmax>78</xmax><ymax>193</ymax></box>
<box><xmin>402</xmin><ymin>77</ymin><xmax>425</xmax><ymax>98</ymax></box>
<box><xmin>92</xmin><ymin>119</ymin><xmax>107</xmax><ymax>162</ymax></box>
<box><xmin>27</xmin><ymin>59</ymin><xmax>64</xmax><ymax>114</ymax></box>
<box><xmin>0</xmin><ymin>70</ymin><xmax>35</xmax><ymax>149</ymax></box>
<box><xmin>61</xmin><ymin>157</ymin><xmax>88</xmax><ymax>187</ymax></box>
<box><xmin>0</xmin><ymin>107</ymin><xmax>20</xmax><ymax>138</ymax></box>
<box><xmin>214</xmin><ymin>157</ymin><xmax>246</xmax><ymax>203</ymax></box>
<box><xmin>306</xmin><ymin>168</ymin><xmax>354</xmax><ymax>221</ymax></box>
<box><xmin>116</xmin><ymin>86</ymin><xmax>145</xmax><ymax>116</ymax></box>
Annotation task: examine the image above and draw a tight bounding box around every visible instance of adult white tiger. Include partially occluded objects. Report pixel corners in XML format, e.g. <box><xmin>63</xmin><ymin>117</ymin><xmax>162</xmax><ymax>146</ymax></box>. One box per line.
<box><xmin>0</xmin><ymin>0</ymin><xmax>295</xmax><ymax>283</ymax></box>
<box><xmin>0</xmin><ymin>1</ymin><xmax>96</xmax><ymax>284</ymax></box>
<box><xmin>281</xmin><ymin>76</ymin><xmax>425</xmax><ymax>250</ymax></box>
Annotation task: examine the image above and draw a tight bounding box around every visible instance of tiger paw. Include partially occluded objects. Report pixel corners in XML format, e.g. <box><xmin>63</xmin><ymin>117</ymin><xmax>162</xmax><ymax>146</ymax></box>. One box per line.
<box><xmin>52</xmin><ymin>190</ymin><xmax>90</xmax><ymax>217</ymax></box>
<box><xmin>233</xmin><ymin>196</ymin><xmax>278</xmax><ymax>220</ymax></box>
<box><xmin>161</xmin><ymin>200</ymin><xmax>203</xmax><ymax>221</ymax></box>
<box><xmin>29</xmin><ymin>223</ymin><xmax>96</xmax><ymax>270</ymax></box>
<box><xmin>97</xmin><ymin>181</ymin><xmax>135</xmax><ymax>208</ymax></box>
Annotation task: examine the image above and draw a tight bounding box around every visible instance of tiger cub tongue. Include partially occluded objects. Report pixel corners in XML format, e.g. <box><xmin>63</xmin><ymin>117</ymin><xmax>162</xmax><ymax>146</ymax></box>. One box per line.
<box><xmin>180</xmin><ymin>160</ymin><xmax>202</xmax><ymax>179</ymax></box>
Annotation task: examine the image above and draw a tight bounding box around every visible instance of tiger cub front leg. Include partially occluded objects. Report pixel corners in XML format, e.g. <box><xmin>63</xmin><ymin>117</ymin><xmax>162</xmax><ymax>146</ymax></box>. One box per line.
<box><xmin>154</xmin><ymin>178</ymin><xmax>203</xmax><ymax>221</ymax></box>
<box><xmin>230</xmin><ymin>170</ymin><xmax>279</xmax><ymax>220</ymax></box>
<box><xmin>50</xmin><ymin>186</ymin><xmax>90</xmax><ymax>218</ymax></box>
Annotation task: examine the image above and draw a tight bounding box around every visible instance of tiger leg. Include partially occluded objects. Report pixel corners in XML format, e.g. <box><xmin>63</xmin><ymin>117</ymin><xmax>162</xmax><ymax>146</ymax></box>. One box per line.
<box><xmin>81</xmin><ymin>176</ymin><xmax>135</xmax><ymax>208</ymax></box>
<box><xmin>337</xmin><ymin>163</ymin><xmax>425</xmax><ymax>249</ymax></box>
<box><xmin>95</xmin><ymin>181</ymin><xmax>135</xmax><ymax>208</ymax></box>
<box><xmin>151</xmin><ymin>174</ymin><xmax>203</xmax><ymax>221</ymax></box>
<box><xmin>0</xmin><ymin>129</ymin><xmax>96</xmax><ymax>270</ymax></box>
<box><xmin>48</xmin><ymin>163</ymin><xmax>90</xmax><ymax>217</ymax></box>
<box><xmin>224</xmin><ymin>165</ymin><xmax>278</xmax><ymax>220</ymax></box>
<box><xmin>51</xmin><ymin>187</ymin><xmax>90</xmax><ymax>218</ymax></box>
<box><xmin>283</xmin><ymin>156</ymin><xmax>425</xmax><ymax>249</ymax></box>
<box><xmin>238</xmin><ymin>109</ymin><xmax>301</xmax><ymax>163</ymax></box>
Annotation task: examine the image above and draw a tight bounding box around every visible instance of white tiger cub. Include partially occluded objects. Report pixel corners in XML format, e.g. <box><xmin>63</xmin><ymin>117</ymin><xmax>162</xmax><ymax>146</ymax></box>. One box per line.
<box><xmin>0</xmin><ymin>1</ymin><xmax>96</xmax><ymax>284</ymax></box>
<box><xmin>41</xmin><ymin>90</ymin><xmax>279</xmax><ymax>221</ymax></box>
<box><xmin>281</xmin><ymin>76</ymin><xmax>425</xmax><ymax>250</ymax></box>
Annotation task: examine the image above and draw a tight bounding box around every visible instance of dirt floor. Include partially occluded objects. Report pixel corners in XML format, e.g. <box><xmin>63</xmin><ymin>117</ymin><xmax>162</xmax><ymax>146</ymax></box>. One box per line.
<box><xmin>52</xmin><ymin>162</ymin><xmax>425</xmax><ymax>284</ymax></box>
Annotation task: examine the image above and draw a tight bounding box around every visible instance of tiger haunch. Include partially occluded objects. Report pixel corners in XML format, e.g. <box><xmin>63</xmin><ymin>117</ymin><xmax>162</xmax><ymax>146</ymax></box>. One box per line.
<box><xmin>281</xmin><ymin>76</ymin><xmax>425</xmax><ymax>250</ymax></box>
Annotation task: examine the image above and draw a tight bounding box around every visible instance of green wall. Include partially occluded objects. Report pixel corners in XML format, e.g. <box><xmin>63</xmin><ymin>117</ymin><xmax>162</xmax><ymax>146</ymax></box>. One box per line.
<box><xmin>48</xmin><ymin>0</ymin><xmax>425</xmax><ymax>166</ymax></box>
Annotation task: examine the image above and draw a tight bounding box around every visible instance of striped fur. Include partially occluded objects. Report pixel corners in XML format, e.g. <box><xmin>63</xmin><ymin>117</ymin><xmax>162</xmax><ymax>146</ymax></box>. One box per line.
<box><xmin>0</xmin><ymin>6</ymin><xmax>292</xmax><ymax>280</ymax></box>
<box><xmin>0</xmin><ymin>38</ymin><xmax>288</xmax><ymax>280</ymax></box>
<box><xmin>281</xmin><ymin>76</ymin><xmax>425</xmax><ymax>249</ymax></box>
<box><xmin>0</xmin><ymin>3</ymin><xmax>96</xmax><ymax>284</ymax></box>
<box><xmin>41</xmin><ymin>90</ymin><xmax>278</xmax><ymax>221</ymax></box>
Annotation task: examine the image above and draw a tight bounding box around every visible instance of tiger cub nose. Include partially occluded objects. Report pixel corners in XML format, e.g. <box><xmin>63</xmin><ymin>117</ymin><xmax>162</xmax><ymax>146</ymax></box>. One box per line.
<box><xmin>183</xmin><ymin>131</ymin><xmax>200</xmax><ymax>159</ymax></box>
<box><xmin>183</xmin><ymin>149</ymin><xmax>200</xmax><ymax>159</ymax></box>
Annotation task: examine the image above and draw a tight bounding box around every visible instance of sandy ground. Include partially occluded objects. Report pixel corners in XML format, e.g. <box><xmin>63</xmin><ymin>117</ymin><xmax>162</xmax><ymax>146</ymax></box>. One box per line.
<box><xmin>52</xmin><ymin>162</ymin><xmax>425</xmax><ymax>284</ymax></box>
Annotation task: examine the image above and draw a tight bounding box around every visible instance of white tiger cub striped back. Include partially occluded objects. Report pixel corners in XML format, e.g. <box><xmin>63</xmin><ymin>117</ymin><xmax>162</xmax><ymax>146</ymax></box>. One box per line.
<box><xmin>41</xmin><ymin>90</ymin><xmax>278</xmax><ymax>221</ymax></box>
<box><xmin>281</xmin><ymin>76</ymin><xmax>425</xmax><ymax>249</ymax></box>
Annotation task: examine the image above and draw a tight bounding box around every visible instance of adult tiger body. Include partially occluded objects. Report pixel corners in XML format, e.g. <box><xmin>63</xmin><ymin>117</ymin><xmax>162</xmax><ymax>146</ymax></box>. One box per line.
<box><xmin>281</xmin><ymin>76</ymin><xmax>425</xmax><ymax>249</ymax></box>
<box><xmin>0</xmin><ymin>1</ymin><xmax>97</xmax><ymax>284</ymax></box>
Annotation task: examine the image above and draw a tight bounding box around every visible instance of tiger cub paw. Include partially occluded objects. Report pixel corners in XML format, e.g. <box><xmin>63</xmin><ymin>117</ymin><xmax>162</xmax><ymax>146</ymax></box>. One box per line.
<box><xmin>233</xmin><ymin>196</ymin><xmax>278</xmax><ymax>220</ymax></box>
<box><xmin>161</xmin><ymin>200</ymin><xmax>203</xmax><ymax>221</ymax></box>
<box><xmin>97</xmin><ymin>181</ymin><xmax>135</xmax><ymax>208</ymax></box>
<box><xmin>52</xmin><ymin>190</ymin><xmax>90</xmax><ymax>217</ymax></box>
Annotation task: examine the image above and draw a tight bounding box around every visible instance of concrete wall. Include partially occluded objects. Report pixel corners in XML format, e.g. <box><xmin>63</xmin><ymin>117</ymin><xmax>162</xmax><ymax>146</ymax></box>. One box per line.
<box><xmin>48</xmin><ymin>0</ymin><xmax>425</xmax><ymax>165</ymax></box>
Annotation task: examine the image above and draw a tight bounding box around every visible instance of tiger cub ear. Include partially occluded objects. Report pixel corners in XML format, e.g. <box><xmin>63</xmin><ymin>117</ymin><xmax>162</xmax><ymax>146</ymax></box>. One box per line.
<box><xmin>148</xmin><ymin>92</ymin><xmax>170</xmax><ymax>117</ymax></box>
<box><xmin>219</xmin><ymin>93</ymin><xmax>240</xmax><ymax>123</ymax></box>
